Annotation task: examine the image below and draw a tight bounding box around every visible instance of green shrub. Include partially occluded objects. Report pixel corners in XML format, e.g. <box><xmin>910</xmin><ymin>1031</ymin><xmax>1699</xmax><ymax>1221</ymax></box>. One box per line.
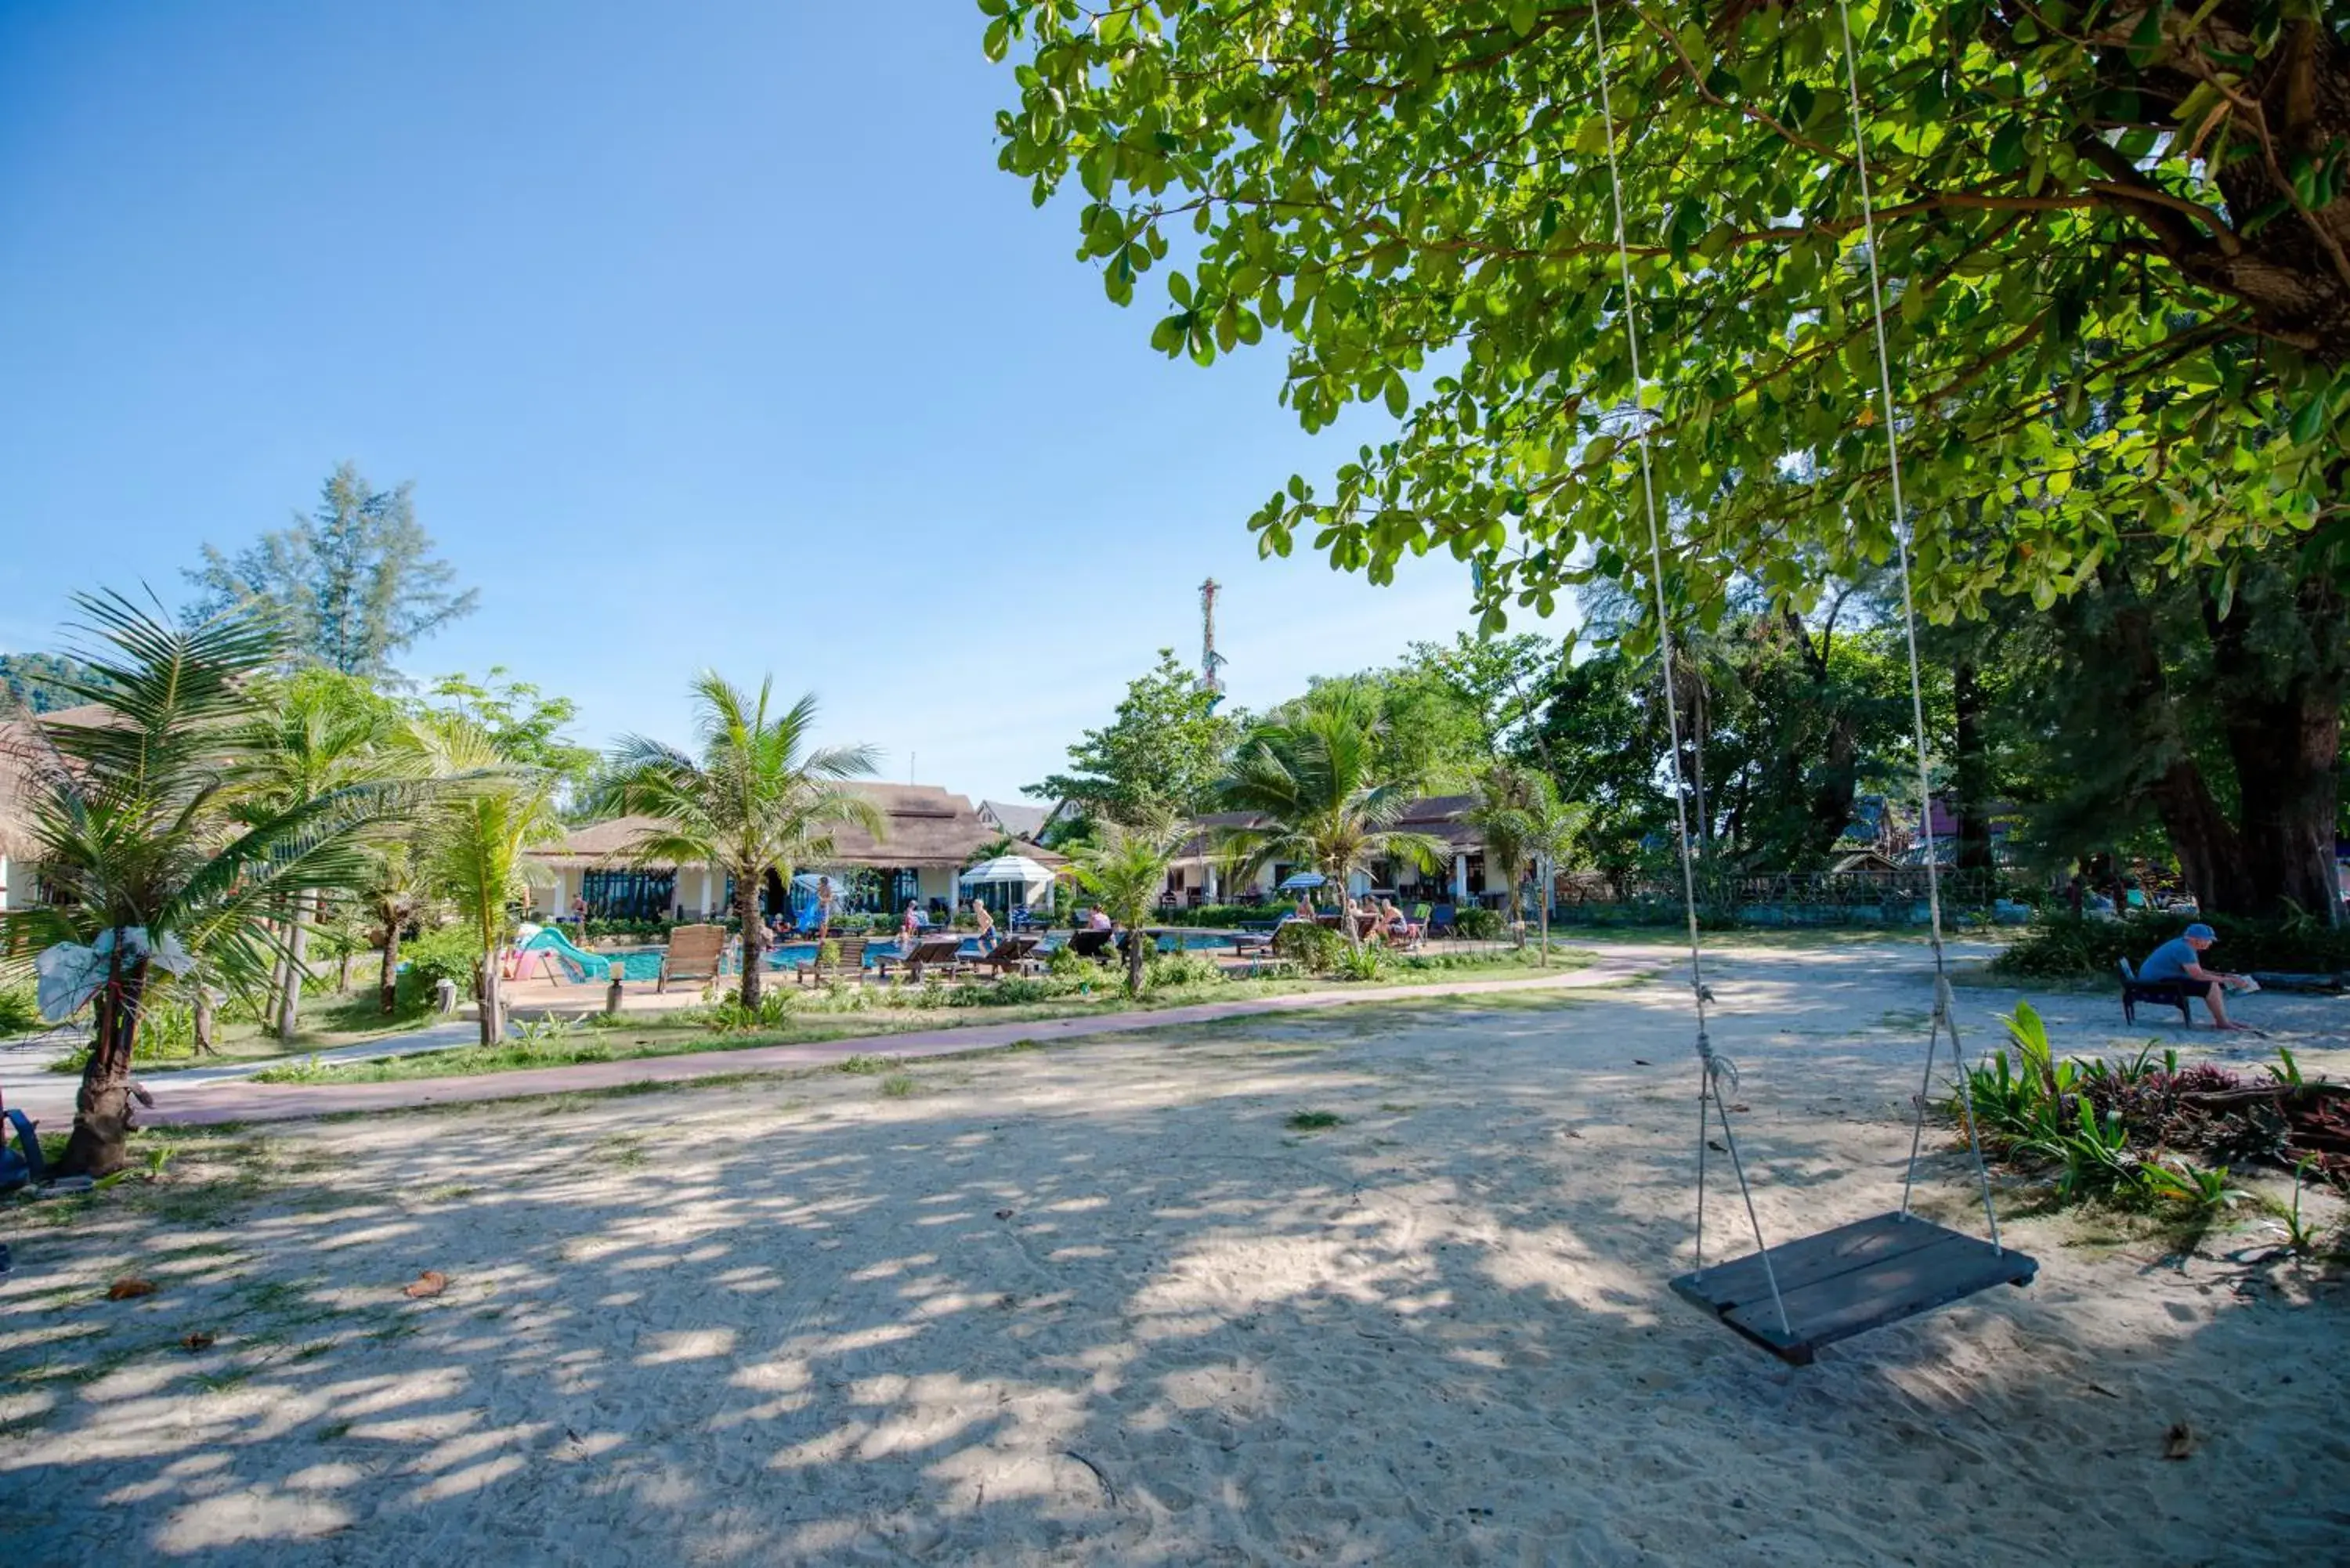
<box><xmin>691</xmin><ymin>992</ymin><xmax>796</xmax><ymax>1035</ymax></box>
<box><xmin>398</xmin><ymin>925</ymin><xmax>484</xmax><ymax>1009</ymax></box>
<box><xmin>1334</xmin><ymin>944</ymin><xmax>1389</xmax><ymax>981</ymax></box>
<box><xmin>1045</xmin><ymin>943</ymin><xmax>1097</xmax><ymax>978</ymax></box>
<box><xmin>1146</xmin><ymin>952</ymin><xmax>1227</xmax><ymax>990</ymax></box>
<box><xmin>1991</xmin><ymin>912</ymin><xmax>2350</xmax><ymax>981</ymax></box>
<box><xmin>1452</xmin><ymin>907</ymin><xmax>1505</xmax><ymax>941</ymax></box>
<box><xmin>1954</xmin><ymin>1000</ymin><xmax>2258</xmax><ymax>1210</ymax></box>
<box><xmin>0</xmin><ymin>981</ymin><xmax>40</xmax><ymax>1038</ymax></box>
<box><xmin>1272</xmin><ymin>921</ymin><xmax>1345</xmax><ymax>974</ymax></box>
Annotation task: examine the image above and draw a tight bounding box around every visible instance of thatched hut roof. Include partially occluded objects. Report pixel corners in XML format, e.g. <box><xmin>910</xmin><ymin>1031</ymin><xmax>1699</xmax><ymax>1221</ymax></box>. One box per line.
<box><xmin>0</xmin><ymin>703</ymin><xmax>113</xmax><ymax>863</ymax></box>
<box><xmin>532</xmin><ymin>783</ymin><xmax>1067</xmax><ymax>873</ymax></box>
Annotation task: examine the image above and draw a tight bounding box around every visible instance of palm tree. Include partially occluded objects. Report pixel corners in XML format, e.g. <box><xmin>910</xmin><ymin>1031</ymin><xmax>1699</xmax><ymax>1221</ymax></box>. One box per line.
<box><xmin>597</xmin><ymin>677</ymin><xmax>880</xmax><ymax>1010</ymax></box>
<box><xmin>1465</xmin><ymin>762</ymin><xmax>1540</xmax><ymax>946</ymax></box>
<box><xmin>1215</xmin><ymin>688</ymin><xmax>1444</xmax><ymax>948</ymax></box>
<box><xmin>0</xmin><ymin>594</ymin><xmax>419</xmax><ymax>1174</ymax></box>
<box><xmin>1517</xmin><ymin>779</ymin><xmax>1591</xmax><ymax>966</ymax></box>
<box><xmin>414</xmin><ymin>717</ymin><xmax>566</xmax><ymax>1046</ymax></box>
<box><xmin>360</xmin><ymin>840</ymin><xmax>429</xmax><ymax>1015</ymax></box>
<box><xmin>239</xmin><ymin>670</ymin><xmax>406</xmax><ymax>1041</ymax></box>
<box><xmin>1068</xmin><ymin>811</ymin><xmax>1186</xmax><ymax>998</ymax></box>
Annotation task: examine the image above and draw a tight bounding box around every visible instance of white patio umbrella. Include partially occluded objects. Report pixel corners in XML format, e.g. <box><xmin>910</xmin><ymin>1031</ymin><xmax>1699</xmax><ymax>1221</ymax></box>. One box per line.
<box><xmin>959</xmin><ymin>854</ymin><xmax>1058</xmax><ymax>889</ymax></box>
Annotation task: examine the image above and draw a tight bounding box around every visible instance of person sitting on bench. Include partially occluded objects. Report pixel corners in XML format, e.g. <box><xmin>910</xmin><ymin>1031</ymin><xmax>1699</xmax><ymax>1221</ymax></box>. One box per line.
<box><xmin>2138</xmin><ymin>923</ymin><xmax>2255</xmax><ymax>1031</ymax></box>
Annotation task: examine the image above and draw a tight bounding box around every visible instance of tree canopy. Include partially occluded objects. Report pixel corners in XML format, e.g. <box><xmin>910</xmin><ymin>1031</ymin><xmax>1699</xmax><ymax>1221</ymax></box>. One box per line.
<box><xmin>989</xmin><ymin>1</ymin><xmax>2349</xmax><ymax>630</ymax></box>
<box><xmin>1029</xmin><ymin>648</ymin><xmax>1243</xmax><ymax>824</ymax></box>
<box><xmin>186</xmin><ymin>461</ymin><xmax>477</xmax><ymax>676</ymax></box>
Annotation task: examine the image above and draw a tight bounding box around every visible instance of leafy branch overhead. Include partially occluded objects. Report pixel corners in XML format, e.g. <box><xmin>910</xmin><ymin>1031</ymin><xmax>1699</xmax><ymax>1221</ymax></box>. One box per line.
<box><xmin>987</xmin><ymin>1</ymin><xmax>2350</xmax><ymax>630</ymax></box>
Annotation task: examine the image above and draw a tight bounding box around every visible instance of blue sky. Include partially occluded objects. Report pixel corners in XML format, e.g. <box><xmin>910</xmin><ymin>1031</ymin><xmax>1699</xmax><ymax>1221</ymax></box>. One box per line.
<box><xmin>0</xmin><ymin>2</ymin><xmax>1499</xmax><ymax>803</ymax></box>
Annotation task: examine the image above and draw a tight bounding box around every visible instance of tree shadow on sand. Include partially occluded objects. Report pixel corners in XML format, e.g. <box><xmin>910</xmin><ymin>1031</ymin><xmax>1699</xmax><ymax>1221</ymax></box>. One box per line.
<box><xmin>2</xmin><ymin>953</ymin><xmax>2345</xmax><ymax>1565</ymax></box>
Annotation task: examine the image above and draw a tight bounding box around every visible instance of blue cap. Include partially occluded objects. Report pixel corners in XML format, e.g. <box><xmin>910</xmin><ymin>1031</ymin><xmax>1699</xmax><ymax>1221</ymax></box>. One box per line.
<box><xmin>2184</xmin><ymin>923</ymin><xmax>2215</xmax><ymax>941</ymax></box>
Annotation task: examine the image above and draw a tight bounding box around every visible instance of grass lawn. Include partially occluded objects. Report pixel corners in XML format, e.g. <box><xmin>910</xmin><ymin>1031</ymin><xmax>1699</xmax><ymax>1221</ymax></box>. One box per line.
<box><xmin>40</xmin><ymin>988</ymin><xmax>448</xmax><ymax>1077</ymax></box>
<box><xmin>258</xmin><ymin>948</ymin><xmax>1598</xmax><ymax>1086</ymax></box>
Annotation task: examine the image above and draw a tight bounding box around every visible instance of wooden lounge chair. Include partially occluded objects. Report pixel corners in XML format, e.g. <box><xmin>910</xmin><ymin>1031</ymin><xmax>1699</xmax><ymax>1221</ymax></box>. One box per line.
<box><xmin>656</xmin><ymin>923</ymin><xmax>727</xmax><ymax>993</ymax></box>
<box><xmin>971</xmin><ymin>934</ymin><xmax>1041</xmax><ymax>977</ymax></box>
<box><xmin>1232</xmin><ymin>919</ymin><xmax>1280</xmax><ymax>956</ymax></box>
<box><xmin>1065</xmin><ymin>928</ymin><xmax>1115</xmax><ymax>963</ymax></box>
<box><xmin>794</xmin><ymin>936</ymin><xmax>868</xmax><ymax>986</ymax></box>
<box><xmin>887</xmin><ymin>934</ymin><xmax>968</xmax><ymax>983</ymax></box>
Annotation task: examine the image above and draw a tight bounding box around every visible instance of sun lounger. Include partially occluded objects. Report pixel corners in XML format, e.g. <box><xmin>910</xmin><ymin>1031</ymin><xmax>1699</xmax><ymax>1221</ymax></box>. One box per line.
<box><xmin>1066</xmin><ymin>929</ymin><xmax>1115</xmax><ymax>963</ymax></box>
<box><xmin>794</xmin><ymin>936</ymin><xmax>868</xmax><ymax>985</ymax></box>
<box><xmin>657</xmin><ymin>923</ymin><xmax>727</xmax><ymax>993</ymax></box>
<box><xmin>970</xmin><ymin>934</ymin><xmax>1041</xmax><ymax>977</ymax></box>
<box><xmin>886</xmin><ymin>934</ymin><xmax>968</xmax><ymax>983</ymax></box>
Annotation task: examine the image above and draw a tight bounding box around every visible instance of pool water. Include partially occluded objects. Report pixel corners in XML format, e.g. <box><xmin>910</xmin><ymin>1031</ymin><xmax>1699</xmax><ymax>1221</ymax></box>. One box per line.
<box><xmin>557</xmin><ymin>930</ymin><xmax>1250</xmax><ymax>985</ymax></box>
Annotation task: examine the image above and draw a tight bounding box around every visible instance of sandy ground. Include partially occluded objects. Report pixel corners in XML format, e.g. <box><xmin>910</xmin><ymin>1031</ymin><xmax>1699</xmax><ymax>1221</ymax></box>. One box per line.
<box><xmin>2</xmin><ymin>940</ymin><xmax>2345</xmax><ymax>1566</ymax></box>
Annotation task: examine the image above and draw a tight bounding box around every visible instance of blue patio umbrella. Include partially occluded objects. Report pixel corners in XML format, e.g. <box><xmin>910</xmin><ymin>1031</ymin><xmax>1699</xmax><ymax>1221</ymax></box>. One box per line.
<box><xmin>1277</xmin><ymin>871</ymin><xmax>1328</xmax><ymax>891</ymax></box>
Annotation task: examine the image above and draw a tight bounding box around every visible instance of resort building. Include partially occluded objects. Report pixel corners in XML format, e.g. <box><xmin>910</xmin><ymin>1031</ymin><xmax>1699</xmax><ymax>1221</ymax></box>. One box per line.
<box><xmin>1162</xmin><ymin>795</ymin><xmax>1503</xmax><ymax>908</ymax></box>
<box><xmin>530</xmin><ymin>783</ymin><xmax>1063</xmax><ymax>923</ymax></box>
<box><xmin>0</xmin><ymin>703</ymin><xmax>109</xmax><ymax>912</ymax></box>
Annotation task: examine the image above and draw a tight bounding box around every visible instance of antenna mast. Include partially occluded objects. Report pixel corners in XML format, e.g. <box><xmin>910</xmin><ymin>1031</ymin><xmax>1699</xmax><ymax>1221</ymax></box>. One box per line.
<box><xmin>1198</xmin><ymin>577</ymin><xmax>1226</xmax><ymax>695</ymax></box>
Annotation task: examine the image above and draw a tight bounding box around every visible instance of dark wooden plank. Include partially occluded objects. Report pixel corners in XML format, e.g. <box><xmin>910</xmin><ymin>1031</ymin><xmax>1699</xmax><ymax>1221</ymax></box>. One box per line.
<box><xmin>1720</xmin><ymin>1231</ymin><xmax>2037</xmax><ymax>1362</ymax></box>
<box><xmin>1672</xmin><ymin>1212</ymin><xmax>1951</xmax><ymax>1313</ymax></box>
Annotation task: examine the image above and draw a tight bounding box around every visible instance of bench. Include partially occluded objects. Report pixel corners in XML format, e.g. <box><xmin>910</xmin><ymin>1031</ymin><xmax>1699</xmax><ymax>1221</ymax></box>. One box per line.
<box><xmin>2117</xmin><ymin>958</ymin><xmax>2195</xmax><ymax>1026</ymax></box>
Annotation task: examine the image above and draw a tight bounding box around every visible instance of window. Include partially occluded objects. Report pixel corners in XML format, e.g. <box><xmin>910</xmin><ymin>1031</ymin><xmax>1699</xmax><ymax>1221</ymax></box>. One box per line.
<box><xmin>581</xmin><ymin>869</ymin><xmax>674</xmax><ymax>920</ymax></box>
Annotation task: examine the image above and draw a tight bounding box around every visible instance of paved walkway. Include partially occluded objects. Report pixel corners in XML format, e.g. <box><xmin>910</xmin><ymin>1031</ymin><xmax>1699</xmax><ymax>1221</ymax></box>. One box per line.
<box><xmin>15</xmin><ymin>952</ymin><xmax>1665</xmax><ymax>1130</ymax></box>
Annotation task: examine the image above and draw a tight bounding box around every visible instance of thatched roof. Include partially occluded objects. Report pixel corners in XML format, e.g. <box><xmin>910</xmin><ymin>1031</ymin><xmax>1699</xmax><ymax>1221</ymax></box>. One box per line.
<box><xmin>533</xmin><ymin>783</ymin><xmax>1068</xmax><ymax>873</ymax></box>
<box><xmin>0</xmin><ymin>703</ymin><xmax>114</xmax><ymax>862</ymax></box>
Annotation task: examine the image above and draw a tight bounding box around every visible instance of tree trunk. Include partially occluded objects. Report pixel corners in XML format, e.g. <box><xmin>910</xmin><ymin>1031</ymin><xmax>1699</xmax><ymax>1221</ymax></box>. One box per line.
<box><xmin>335</xmin><ymin>941</ymin><xmax>353</xmax><ymax>993</ymax></box>
<box><xmin>1537</xmin><ymin>858</ymin><xmax>1551</xmax><ymax>966</ymax></box>
<box><xmin>2206</xmin><ymin>573</ymin><xmax>2346</xmax><ymax>924</ymax></box>
<box><xmin>192</xmin><ymin>981</ymin><xmax>216</xmax><ymax>1057</ymax></box>
<box><xmin>1951</xmin><ymin>658</ymin><xmax>1996</xmax><ymax>875</ymax></box>
<box><xmin>1126</xmin><ymin>922</ymin><xmax>1148</xmax><ymax>998</ymax></box>
<box><xmin>379</xmin><ymin>919</ymin><xmax>403</xmax><ymax>1016</ymax></box>
<box><xmin>275</xmin><ymin>892</ymin><xmax>311</xmax><ymax>1045</ymax></box>
<box><xmin>736</xmin><ymin>873</ymin><xmax>765</xmax><ymax>1010</ymax></box>
<box><xmin>60</xmin><ymin>945</ymin><xmax>149</xmax><ymax>1177</ymax></box>
<box><xmin>477</xmin><ymin>953</ymin><xmax>502</xmax><ymax>1046</ymax></box>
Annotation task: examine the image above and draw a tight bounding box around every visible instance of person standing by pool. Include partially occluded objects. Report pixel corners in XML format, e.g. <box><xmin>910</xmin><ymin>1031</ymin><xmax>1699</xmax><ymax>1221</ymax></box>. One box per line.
<box><xmin>972</xmin><ymin>900</ymin><xmax>996</xmax><ymax>950</ymax></box>
<box><xmin>815</xmin><ymin>875</ymin><xmax>836</xmax><ymax>937</ymax></box>
<box><xmin>2138</xmin><ymin>923</ymin><xmax>2257</xmax><ymax>1031</ymax></box>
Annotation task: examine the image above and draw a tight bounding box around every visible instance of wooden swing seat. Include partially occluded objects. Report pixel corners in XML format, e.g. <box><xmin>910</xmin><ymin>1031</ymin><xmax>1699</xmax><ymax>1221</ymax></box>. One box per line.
<box><xmin>1670</xmin><ymin>1211</ymin><xmax>2037</xmax><ymax>1366</ymax></box>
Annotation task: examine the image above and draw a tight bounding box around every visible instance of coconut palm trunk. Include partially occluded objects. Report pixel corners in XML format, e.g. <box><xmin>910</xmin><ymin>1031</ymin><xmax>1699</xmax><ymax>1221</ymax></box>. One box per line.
<box><xmin>192</xmin><ymin>977</ymin><xmax>218</xmax><ymax>1054</ymax></box>
<box><xmin>276</xmin><ymin>892</ymin><xmax>312</xmax><ymax>1042</ymax></box>
<box><xmin>736</xmin><ymin>869</ymin><xmax>766</xmax><ymax>1010</ymax></box>
<box><xmin>378</xmin><ymin>919</ymin><xmax>403</xmax><ymax>1015</ymax></box>
<box><xmin>61</xmin><ymin>945</ymin><xmax>151</xmax><ymax>1175</ymax></box>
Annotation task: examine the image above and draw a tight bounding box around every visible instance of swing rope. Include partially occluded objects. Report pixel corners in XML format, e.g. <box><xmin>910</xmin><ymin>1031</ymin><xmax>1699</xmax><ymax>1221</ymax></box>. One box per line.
<box><xmin>1585</xmin><ymin>0</ymin><xmax>1788</xmax><ymax>1335</ymax></box>
<box><xmin>1828</xmin><ymin>0</ymin><xmax>2004</xmax><ymax>1248</ymax></box>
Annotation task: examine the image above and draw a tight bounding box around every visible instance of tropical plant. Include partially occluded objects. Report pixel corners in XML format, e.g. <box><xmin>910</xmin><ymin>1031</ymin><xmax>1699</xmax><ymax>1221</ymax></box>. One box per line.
<box><xmin>1215</xmin><ymin>688</ymin><xmax>1444</xmax><ymax>949</ymax></box>
<box><xmin>597</xmin><ymin>677</ymin><xmax>881</xmax><ymax>1010</ymax></box>
<box><xmin>1068</xmin><ymin>810</ymin><xmax>1188</xmax><ymax>997</ymax></box>
<box><xmin>360</xmin><ymin>840</ymin><xmax>430</xmax><ymax>1015</ymax></box>
<box><xmin>238</xmin><ymin>669</ymin><xmax>407</xmax><ymax>1041</ymax></box>
<box><xmin>1271</xmin><ymin>919</ymin><xmax>1344</xmax><ymax>975</ymax></box>
<box><xmin>1517</xmin><ymin>782</ymin><xmax>1590</xmax><ymax>966</ymax></box>
<box><xmin>414</xmin><ymin>717</ymin><xmax>566</xmax><ymax>1046</ymax></box>
<box><xmin>1465</xmin><ymin>763</ymin><xmax>1538</xmax><ymax>947</ymax></box>
<box><xmin>0</xmin><ymin>593</ymin><xmax>421</xmax><ymax>1173</ymax></box>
